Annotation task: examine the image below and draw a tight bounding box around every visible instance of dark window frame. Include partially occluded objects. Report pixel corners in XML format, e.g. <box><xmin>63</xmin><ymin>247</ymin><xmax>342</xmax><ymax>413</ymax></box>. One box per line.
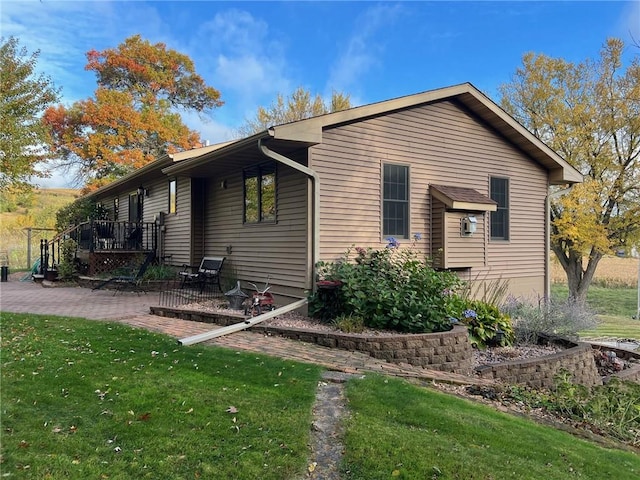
<box><xmin>490</xmin><ymin>176</ymin><xmax>509</xmax><ymax>241</ymax></box>
<box><xmin>382</xmin><ymin>163</ymin><xmax>409</xmax><ymax>239</ymax></box>
<box><xmin>243</xmin><ymin>162</ymin><xmax>277</xmax><ymax>224</ymax></box>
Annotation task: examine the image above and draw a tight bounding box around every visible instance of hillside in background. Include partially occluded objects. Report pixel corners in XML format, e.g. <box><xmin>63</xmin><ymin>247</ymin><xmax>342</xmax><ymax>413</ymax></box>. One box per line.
<box><xmin>0</xmin><ymin>188</ymin><xmax>80</xmax><ymax>270</ymax></box>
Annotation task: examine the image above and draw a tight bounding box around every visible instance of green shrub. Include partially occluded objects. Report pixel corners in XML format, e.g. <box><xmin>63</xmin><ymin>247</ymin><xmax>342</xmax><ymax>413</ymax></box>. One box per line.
<box><xmin>331</xmin><ymin>313</ymin><xmax>365</xmax><ymax>333</ymax></box>
<box><xmin>460</xmin><ymin>300</ymin><xmax>514</xmax><ymax>348</ymax></box>
<box><xmin>55</xmin><ymin>198</ymin><xmax>108</xmax><ymax>231</ymax></box>
<box><xmin>56</xmin><ymin>238</ymin><xmax>77</xmax><ymax>280</ymax></box>
<box><xmin>308</xmin><ymin>239</ymin><xmax>464</xmax><ymax>333</ymax></box>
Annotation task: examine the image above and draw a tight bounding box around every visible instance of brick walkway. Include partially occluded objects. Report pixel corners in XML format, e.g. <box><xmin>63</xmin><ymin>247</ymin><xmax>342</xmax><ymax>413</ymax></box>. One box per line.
<box><xmin>0</xmin><ymin>278</ymin><xmax>490</xmax><ymax>385</ymax></box>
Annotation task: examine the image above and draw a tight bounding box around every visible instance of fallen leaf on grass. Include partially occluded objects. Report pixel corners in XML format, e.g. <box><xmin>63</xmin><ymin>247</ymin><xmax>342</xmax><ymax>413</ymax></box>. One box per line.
<box><xmin>308</xmin><ymin>462</ymin><xmax>317</xmax><ymax>473</ymax></box>
<box><xmin>138</xmin><ymin>413</ymin><xmax>151</xmax><ymax>421</ymax></box>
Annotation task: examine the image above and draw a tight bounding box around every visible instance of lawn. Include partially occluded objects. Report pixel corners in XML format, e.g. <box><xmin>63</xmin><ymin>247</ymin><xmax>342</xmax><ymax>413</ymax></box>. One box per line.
<box><xmin>342</xmin><ymin>375</ymin><xmax>639</xmax><ymax>479</ymax></box>
<box><xmin>551</xmin><ymin>284</ymin><xmax>640</xmax><ymax>340</ymax></box>
<box><xmin>1</xmin><ymin>313</ymin><xmax>323</xmax><ymax>479</ymax></box>
<box><xmin>2</xmin><ymin>313</ymin><xmax>638</xmax><ymax>479</ymax></box>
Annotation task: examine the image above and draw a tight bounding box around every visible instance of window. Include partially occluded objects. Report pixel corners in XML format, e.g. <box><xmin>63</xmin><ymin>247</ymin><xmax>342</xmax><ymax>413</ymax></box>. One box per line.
<box><xmin>490</xmin><ymin>177</ymin><xmax>509</xmax><ymax>240</ymax></box>
<box><xmin>168</xmin><ymin>179</ymin><xmax>176</xmax><ymax>214</ymax></box>
<box><xmin>113</xmin><ymin>198</ymin><xmax>119</xmax><ymax>220</ymax></box>
<box><xmin>383</xmin><ymin>164</ymin><xmax>409</xmax><ymax>238</ymax></box>
<box><xmin>244</xmin><ymin>162</ymin><xmax>276</xmax><ymax>223</ymax></box>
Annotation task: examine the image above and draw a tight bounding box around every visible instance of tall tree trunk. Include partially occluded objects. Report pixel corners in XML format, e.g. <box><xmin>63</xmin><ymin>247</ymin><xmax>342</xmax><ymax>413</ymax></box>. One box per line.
<box><xmin>552</xmin><ymin>245</ymin><xmax>603</xmax><ymax>305</ymax></box>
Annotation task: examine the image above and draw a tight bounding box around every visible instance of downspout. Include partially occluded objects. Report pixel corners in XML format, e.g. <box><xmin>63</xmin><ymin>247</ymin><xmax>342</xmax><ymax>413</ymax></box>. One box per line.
<box><xmin>258</xmin><ymin>138</ymin><xmax>321</xmax><ymax>292</ymax></box>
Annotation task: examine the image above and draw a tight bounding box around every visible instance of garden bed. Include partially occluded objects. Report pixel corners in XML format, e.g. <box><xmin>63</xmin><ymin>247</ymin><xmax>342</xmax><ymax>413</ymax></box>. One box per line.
<box><xmin>150</xmin><ymin>303</ymin><xmax>639</xmax><ymax>386</ymax></box>
<box><xmin>150</xmin><ymin>305</ymin><xmax>474</xmax><ymax>374</ymax></box>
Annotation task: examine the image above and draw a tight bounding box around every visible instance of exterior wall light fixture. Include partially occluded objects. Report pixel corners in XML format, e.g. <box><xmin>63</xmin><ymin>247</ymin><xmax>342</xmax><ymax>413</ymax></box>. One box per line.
<box><xmin>461</xmin><ymin>215</ymin><xmax>477</xmax><ymax>237</ymax></box>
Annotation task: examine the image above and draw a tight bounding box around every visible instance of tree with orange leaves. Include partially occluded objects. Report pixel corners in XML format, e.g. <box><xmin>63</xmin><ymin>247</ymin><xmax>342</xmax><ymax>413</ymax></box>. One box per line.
<box><xmin>43</xmin><ymin>35</ymin><xmax>222</xmax><ymax>190</ymax></box>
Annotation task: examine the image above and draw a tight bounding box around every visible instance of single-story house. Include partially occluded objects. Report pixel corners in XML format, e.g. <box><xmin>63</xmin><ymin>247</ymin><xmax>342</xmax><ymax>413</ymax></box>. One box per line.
<box><xmin>77</xmin><ymin>82</ymin><xmax>582</xmax><ymax>302</ymax></box>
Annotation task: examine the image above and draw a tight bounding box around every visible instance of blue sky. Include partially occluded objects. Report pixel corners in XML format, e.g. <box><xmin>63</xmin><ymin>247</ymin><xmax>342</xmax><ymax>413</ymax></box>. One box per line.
<box><xmin>2</xmin><ymin>1</ymin><xmax>639</xmax><ymax>187</ymax></box>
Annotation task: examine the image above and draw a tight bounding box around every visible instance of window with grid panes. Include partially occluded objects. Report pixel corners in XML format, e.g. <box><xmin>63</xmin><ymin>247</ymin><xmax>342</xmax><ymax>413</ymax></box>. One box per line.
<box><xmin>383</xmin><ymin>164</ymin><xmax>409</xmax><ymax>238</ymax></box>
<box><xmin>490</xmin><ymin>177</ymin><xmax>509</xmax><ymax>240</ymax></box>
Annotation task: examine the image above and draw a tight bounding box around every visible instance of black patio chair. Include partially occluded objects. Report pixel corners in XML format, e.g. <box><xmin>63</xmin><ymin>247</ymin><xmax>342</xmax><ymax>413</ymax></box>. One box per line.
<box><xmin>92</xmin><ymin>250</ymin><xmax>156</xmax><ymax>295</ymax></box>
<box><xmin>178</xmin><ymin>256</ymin><xmax>225</xmax><ymax>293</ymax></box>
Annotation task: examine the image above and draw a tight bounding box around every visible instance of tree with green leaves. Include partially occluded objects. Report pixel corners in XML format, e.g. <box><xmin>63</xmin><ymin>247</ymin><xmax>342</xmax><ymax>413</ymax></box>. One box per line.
<box><xmin>500</xmin><ymin>37</ymin><xmax>640</xmax><ymax>303</ymax></box>
<box><xmin>237</xmin><ymin>87</ymin><xmax>351</xmax><ymax>136</ymax></box>
<box><xmin>43</xmin><ymin>35</ymin><xmax>223</xmax><ymax>191</ymax></box>
<box><xmin>0</xmin><ymin>37</ymin><xmax>60</xmax><ymax>191</ymax></box>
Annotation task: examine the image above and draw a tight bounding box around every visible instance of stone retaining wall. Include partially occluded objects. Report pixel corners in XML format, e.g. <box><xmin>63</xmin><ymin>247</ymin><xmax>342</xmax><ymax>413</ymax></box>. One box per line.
<box><xmin>475</xmin><ymin>342</ymin><xmax>601</xmax><ymax>388</ymax></box>
<box><xmin>253</xmin><ymin>324</ymin><xmax>473</xmax><ymax>375</ymax></box>
<box><xmin>151</xmin><ymin>306</ymin><xmax>472</xmax><ymax>374</ymax></box>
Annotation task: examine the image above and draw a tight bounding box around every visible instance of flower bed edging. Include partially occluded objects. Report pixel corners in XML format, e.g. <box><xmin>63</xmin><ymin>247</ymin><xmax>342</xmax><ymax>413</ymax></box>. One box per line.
<box><xmin>475</xmin><ymin>340</ymin><xmax>601</xmax><ymax>388</ymax></box>
<box><xmin>150</xmin><ymin>306</ymin><xmax>473</xmax><ymax>374</ymax></box>
<box><xmin>253</xmin><ymin>324</ymin><xmax>473</xmax><ymax>375</ymax></box>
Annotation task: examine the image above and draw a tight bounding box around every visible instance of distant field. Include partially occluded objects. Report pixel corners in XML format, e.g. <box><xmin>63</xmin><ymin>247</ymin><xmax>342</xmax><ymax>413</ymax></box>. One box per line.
<box><xmin>551</xmin><ymin>254</ymin><xmax>638</xmax><ymax>289</ymax></box>
<box><xmin>0</xmin><ymin>188</ymin><xmax>79</xmax><ymax>269</ymax></box>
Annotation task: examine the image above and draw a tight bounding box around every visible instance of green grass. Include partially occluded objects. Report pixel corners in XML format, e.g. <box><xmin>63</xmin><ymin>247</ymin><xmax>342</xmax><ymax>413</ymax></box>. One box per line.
<box><xmin>580</xmin><ymin>314</ymin><xmax>640</xmax><ymax>340</ymax></box>
<box><xmin>551</xmin><ymin>284</ymin><xmax>637</xmax><ymax>318</ymax></box>
<box><xmin>1</xmin><ymin>313</ymin><xmax>323</xmax><ymax>479</ymax></box>
<box><xmin>2</xmin><ymin>313</ymin><xmax>638</xmax><ymax>480</ymax></box>
<box><xmin>342</xmin><ymin>375</ymin><xmax>640</xmax><ymax>480</ymax></box>
<box><xmin>551</xmin><ymin>284</ymin><xmax>640</xmax><ymax>340</ymax></box>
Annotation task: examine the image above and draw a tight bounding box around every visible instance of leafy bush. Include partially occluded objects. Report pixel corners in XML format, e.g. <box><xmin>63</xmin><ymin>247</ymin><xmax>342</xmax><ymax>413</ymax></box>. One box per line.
<box><xmin>331</xmin><ymin>313</ymin><xmax>365</xmax><ymax>333</ymax></box>
<box><xmin>502</xmin><ymin>295</ymin><xmax>599</xmax><ymax>344</ymax></box>
<box><xmin>460</xmin><ymin>300</ymin><xmax>514</xmax><ymax>348</ymax></box>
<box><xmin>56</xmin><ymin>198</ymin><xmax>108</xmax><ymax>231</ymax></box>
<box><xmin>308</xmin><ymin>240</ymin><xmax>464</xmax><ymax>333</ymax></box>
<box><xmin>56</xmin><ymin>238</ymin><xmax>77</xmax><ymax>280</ymax></box>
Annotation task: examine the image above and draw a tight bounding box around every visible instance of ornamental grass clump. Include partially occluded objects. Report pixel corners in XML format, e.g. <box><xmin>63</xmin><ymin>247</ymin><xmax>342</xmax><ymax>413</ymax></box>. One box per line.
<box><xmin>501</xmin><ymin>295</ymin><xmax>599</xmax><ymax>344</ymax></box>
<box><xmin>309</xmin><ymin>238</ymin><xmax>464</xmax><ymax>333</ymax></box>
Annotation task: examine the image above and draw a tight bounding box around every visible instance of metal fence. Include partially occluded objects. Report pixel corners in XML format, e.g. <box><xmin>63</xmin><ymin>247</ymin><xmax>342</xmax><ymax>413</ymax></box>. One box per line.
<box><xmin>158</xmin><ymin>279</ymin><xmax>224</xmax><ymax>308</ymax></box>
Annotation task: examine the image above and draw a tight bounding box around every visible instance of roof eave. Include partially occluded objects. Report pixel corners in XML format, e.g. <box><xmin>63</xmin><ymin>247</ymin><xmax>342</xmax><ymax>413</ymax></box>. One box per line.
<box><xmin>84</xmin><ymin>154</ymin><xmax>173</xmax><ymax>199</ymax></box>
<box><xmin>162</xmin><ymin>131</ymin><xmax>272</xmax><ymax>176</ymax></box>
<box><xmin>549</xmin><ymin>167</ymin><xmax>584</xmax><ymax>185</ymax></box>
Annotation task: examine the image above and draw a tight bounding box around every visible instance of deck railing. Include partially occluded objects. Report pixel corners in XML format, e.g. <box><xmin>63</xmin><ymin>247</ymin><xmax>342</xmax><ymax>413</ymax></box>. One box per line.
<box><xmin>39</xmin><ymin>221</ymin><xmax>158</xmax><ymax>276</ymax></box>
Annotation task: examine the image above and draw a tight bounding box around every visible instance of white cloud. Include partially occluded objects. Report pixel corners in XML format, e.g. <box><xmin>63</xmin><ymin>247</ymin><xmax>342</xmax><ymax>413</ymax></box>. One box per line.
<box><xmin>189</xmin><ymin>8</ymin><xmax>292</xmax><ymax>122</ymax></box>
<box><xmin>180</xmin><ymin>111</ymin><xmax>238</xmax><ymax>144</ymax></box>
<box><xmin>327</xmin><ymin>4</ymin><xmax>404</xmax><ymax>97</ymax></box>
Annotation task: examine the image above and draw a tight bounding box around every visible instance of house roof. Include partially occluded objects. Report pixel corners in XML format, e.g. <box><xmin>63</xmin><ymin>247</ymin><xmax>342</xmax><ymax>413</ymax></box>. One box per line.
<box><xmin>268</xmin><ymin>82</ymin><xmax>582</xmax><ymax>185</ymax></box>
<box><xmin>89</xmin><ymin>82</ymin><xmax>583</xmax><ymax>194</ymax></box>
<box><xmin>85</xmin><ymin>143</ymin><xmax>233</xmax><ymax>198</ymax></box>
<box><xmin>430</xmin><ymin>184</ymin><xmax>498</xmax><ymax>212</ymax></box>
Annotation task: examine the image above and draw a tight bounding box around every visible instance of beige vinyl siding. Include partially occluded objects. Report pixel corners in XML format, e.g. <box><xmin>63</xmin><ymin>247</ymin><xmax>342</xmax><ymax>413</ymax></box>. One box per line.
<box><xmin>204</xmin><ymin>163</ymin><xmax>309</xmax><ymax>293</ymax></box>
<box><xmin>163</xmin><ymin>177</ymin><xmax>192</xmax><ymax>266</ymax></box>
<box><xmin>443</xmin><ymin>211</ymin><xmax>486</xmax><ymax>269</ymax></box>
<box><xmin>311</xmin><ymin>99</ymin><xmax>548</xmax><ymax>296</ymax></box>
<box><xmin>431</xmin><ymin>200</ymin><xmax>445</xmax><ymax>266</ymax></box>
<box><xmin>141</xmin><ymin>177</ymin><xmax>168</xmax><ymax>223</ymax></box>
